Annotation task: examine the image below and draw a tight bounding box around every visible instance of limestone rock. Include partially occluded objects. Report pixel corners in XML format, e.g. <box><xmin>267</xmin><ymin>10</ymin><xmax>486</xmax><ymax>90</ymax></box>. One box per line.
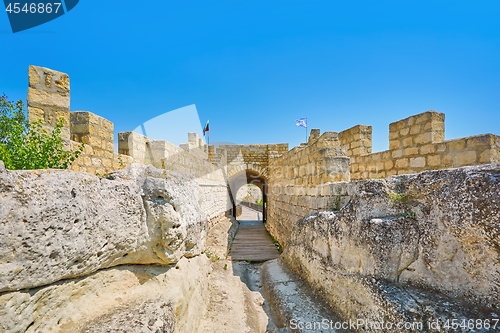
<box><xmin>0</xmin><ymin>164</ymin><xmax>208</xmax><ymax>292</ymax></box>
<box><xmin>280</xmin><ymin>165</ymin><xmax>500</xmax><ymax>327</ymax></box>
<box><xmin>78</xmin><ymin>299</ymin><xmax>175</xmax><ymax>333</ymax></box>
<box><xmin>0</xmin><ymin>256</ymin><xmax>211</xmax><ymax>333</ymax></box>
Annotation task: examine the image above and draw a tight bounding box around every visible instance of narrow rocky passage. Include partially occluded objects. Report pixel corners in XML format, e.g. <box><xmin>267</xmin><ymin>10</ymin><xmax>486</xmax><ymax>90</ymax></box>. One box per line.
<box><xmin>199</xmin><ymin>206</ymin><xmax>350</xmax><ymax>333</ymax></box>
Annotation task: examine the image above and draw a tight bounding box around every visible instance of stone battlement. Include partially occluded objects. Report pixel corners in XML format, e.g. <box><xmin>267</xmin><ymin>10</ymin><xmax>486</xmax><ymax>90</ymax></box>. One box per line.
<box><xmin>24</xmin><ymin>65</ymin><xmax>500</xmax><ymax>184</ymax></box>
<box><xmin>335</xmin><ymin>110</ymin><xmax>499</xmax><ymax>180</ymax></box>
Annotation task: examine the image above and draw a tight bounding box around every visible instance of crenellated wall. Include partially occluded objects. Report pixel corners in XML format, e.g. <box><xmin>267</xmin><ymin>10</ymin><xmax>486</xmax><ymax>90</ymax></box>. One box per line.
<box><xmin>23</xmin><ymin>65</ymin><xmax>500</xmax><ymax>235</ymax></box>
<box><xmin>336</xmin><ymin>111</ymin><xmax>500</xmax><ymax>180</ymax></box>
<box><xmin>27</xmin><ymin>66</ymin><xmax>134</xmax><ymax>176</ymax></box>
<box><xmin>25</xmin><ymin>66</ymin><xmax>232</xmax><ymax>220</ymax></box>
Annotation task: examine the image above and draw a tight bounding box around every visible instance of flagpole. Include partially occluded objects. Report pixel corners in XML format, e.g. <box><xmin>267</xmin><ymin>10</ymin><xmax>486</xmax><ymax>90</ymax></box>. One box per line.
<box><xmin>306</xmin><ymin>126</ymin><xmax>307</xmax><ymax>143</ymax></box>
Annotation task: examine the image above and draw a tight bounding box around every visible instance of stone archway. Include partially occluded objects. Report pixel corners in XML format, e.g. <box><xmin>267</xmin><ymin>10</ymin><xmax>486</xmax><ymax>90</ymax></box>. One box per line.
<box><xmin>228</xmin><ymin>168</ymin><xmax>268</xmax><ymax>222</ymax></box>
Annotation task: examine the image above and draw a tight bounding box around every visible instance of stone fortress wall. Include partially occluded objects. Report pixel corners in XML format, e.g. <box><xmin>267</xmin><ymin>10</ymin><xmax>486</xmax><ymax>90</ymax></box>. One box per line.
<box><xmin>25</xmin><ymin>65</ymin><xmax>500</xmax><ymax>224</ymax></box>
<box><xmin>27</xmin><ymin>66</ymin><xmax>134</xmax><ymax>175</ymax></box>
<box><xmin>338</xmin><ymin>111</ymin><xmax>500</xmax><ymax>180</ymax></box>
<box><xmin>265</xmin><ymin>111</ymin><xmax>500</xmax><ymax>246</ymax></box>
<box><xmin>266</xmin><ymin>132</ymin><xmax>351</xmax><ymax>245</ymax></box>
<box><xmin>210</xmin><ymin>143</ymin><xmax>288</xmax><ymax>180</ymax></box>
<box><xmin>27</xmin><ymin>66</ymin><xmax>231</xmax><ymax>220</ymax></box>
<box><xmin>26</xmin><ymin>66</ymin><xmax>500</xmax><ymax>222</ymax></box>
<box><xmin>8</xmin><ymin>65</ymin><xmax>500</xmax><ymax>330</ymax></box>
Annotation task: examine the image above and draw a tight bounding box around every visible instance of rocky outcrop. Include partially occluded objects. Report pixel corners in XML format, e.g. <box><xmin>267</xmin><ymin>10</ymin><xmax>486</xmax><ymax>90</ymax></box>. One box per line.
<box><xmin>0</xmin><ymin>164</ymin><xmax>208</xmax><ymax>292</ymax></box>
<box><xmin>0</xmin><ymin>256</ymin><xmax>211</xmax><ymax>333</ymax></box>
<box><xmin>280</xmin><ymin>165</ymin><xmax>500</xmax><ymax>331</ymax></box>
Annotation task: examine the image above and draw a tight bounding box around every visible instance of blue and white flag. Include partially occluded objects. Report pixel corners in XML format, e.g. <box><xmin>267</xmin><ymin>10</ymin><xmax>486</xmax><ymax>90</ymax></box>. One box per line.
<box><xmin>295</xmin><ymin>118</ymin><xmax>307</xmax><ymax>128</ymax></box>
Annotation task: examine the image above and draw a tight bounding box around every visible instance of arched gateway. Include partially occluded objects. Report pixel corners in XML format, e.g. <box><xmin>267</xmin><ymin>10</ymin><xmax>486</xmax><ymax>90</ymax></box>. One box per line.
<box><xmin>209</xmin><ymin>144</ymin><xmax>289</xmax><ymax>223</ymax></box>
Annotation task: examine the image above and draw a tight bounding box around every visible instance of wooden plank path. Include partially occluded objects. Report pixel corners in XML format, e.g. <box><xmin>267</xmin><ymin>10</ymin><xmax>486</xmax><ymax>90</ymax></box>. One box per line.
<box><xmin>229</xmin><ymin>206</ymin><xmax>280</xmax><ymax>261</ymax></box>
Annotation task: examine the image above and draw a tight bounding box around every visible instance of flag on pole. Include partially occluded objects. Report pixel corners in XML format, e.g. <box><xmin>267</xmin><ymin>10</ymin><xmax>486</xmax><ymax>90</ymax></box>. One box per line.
<box><xmin>295</xmin><ymin>118</ymin><xmax>307</xmax><ymax>128</ymax></box>
<box><xmin>203</xmin><ymin>120</ymin><xmax>209</xmax><ymax>136</ymax></box>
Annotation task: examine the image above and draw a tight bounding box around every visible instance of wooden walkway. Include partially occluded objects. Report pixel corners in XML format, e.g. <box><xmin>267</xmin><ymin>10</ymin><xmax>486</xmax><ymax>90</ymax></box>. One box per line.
<box><xmin>228</xmin><ymin>206</ymin><xmax>280</xmax><ymax>262</ymax></box>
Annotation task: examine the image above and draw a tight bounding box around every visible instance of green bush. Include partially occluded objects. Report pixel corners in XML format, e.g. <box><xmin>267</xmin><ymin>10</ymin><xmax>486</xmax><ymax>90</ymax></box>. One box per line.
<box><xmin>0</xmin><ymin>95</ymin><xmax>84</xmax><ymax>170</ymax></box>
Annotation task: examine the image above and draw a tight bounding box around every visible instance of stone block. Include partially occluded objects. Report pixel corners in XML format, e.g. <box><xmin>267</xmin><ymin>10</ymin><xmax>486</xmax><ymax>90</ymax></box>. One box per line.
<box><xmin>467</xmin><ymin>135</ymin><xmax>493</xmax><ymax>148</ymax></box>
<box><xmin>395</xmin><ymin>159</ymin><xmax>408</xmax><ymax>169</ymax></box>
<box><xmin>384</xmin><ymin>160</ymin><xmax>394</xmax><ymax>170</ymax></box>
<box><xmin>386</xmin><ymin>169</ymin><xmax>397</xmax><ymax>176</ymax></box>
<box><xmin>404</xmin><ymin>147</ymin><xmax>419</xmax><ymax>156</ymax></box>
<box><xmin>420</xmin><ymin>144</ymin><xmax>436</xmax><ymax>155</ymax></box>
<box><xmin>410</xmin><ymin>125</ymin><xmax>421</xmax><ymax>135</ymax></box>
<box><xmin>409</xmin><ymin>157</ymin><xmax>426</xmax><ymax>168</ymax></box>
<box><xmin>479</xmin><ymin>149</ymin><xmax>497</xmax><ymax>163</ymax></box>
<box><xmin>443</xmin><ymin>153</ymin><xmax>452</xmax><ymax>165</ymax></box>
<box><xmin>102</xmin><ymin>158</ymin><xmax>112</xmax><ymax>168</ymax></box>
<box><xmin>455</xmin><ymin>151</ymin><xmax>477</xmax><ymax>166</ymax></box>
<box><xmin>427</xmin><ymin>154</ymin><xmax>441</xmax><ymax>166</ymax></box>
<box><xmin>389</xmin><ymin>140</ymin><xmax>400</xmax><ymax>150</ymax></box>
<box><xmin>92</xmin><ymin>158</ymin><xmax>102</xmax><ymax>166</ymax></box>
<box><xmin>436</xmin><ymin>142</ymin><xmax>447</xmax><ymax>152</ymax></box>
<box><xmin>27</xmin><ymin>86</ymin><xmax>70</xmax><ymax>109</ymax></box>
<box><xmin>402</xmin><ymin>137</ymin><xmax>413</xmax><ymax>147</ymax></box>
<box><xmin>414</xmin><ymin>132</ymin><xmax>432</xmax><ymax>145</ymax></box>
<box><xmin>392</xmin><ymin>149</ymin><xmax>404</xmax><ymax>159</ymax></box>
<box><xmin>448</xmin><ymin>139</ymin><xmax>466</xmax><ymax>151</ymax></box>
<box><xmin>399</xmin><ymin>127</ymin><xmax>410</xmax><ymax>137</ymax></box>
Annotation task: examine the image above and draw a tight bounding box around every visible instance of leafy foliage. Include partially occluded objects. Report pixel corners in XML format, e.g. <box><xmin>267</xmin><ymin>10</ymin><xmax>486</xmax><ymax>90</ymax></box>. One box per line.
<box><xmin>388</xmin><ymin>191</ymin><xmax>408</xmax><ymax>204</ymax></box>
<box><xmin>0</xmin><ymin>95</ymin><xmax>84</xmax><ymax>170</ymax></box>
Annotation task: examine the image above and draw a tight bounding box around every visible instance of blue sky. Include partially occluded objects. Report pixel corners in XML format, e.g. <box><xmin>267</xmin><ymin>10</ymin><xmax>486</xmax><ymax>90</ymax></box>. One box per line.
<box><xmin>1</xmin><ymin>0</ymin><xmax>499</xmax><ymax>152</ymax></box>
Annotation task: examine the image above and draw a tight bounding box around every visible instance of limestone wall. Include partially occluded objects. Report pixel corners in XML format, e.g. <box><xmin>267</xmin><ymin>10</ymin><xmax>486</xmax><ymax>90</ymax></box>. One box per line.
<box><xmin>266</xmin><ymin>132</ymin><xmax>351</xmax><ymax>246</ymax></box>
<box><xmin>210</xmin><ymin>143</ymin><xmax>288</xmax><ymax>174</ymax></box>
<box><xmin>25</xmin><ymin>65</ymin><xmax>233</xmax><ymax>220</ymax></box>
<box><xmin>118</xmin><ymin>131</ymin><xmax>232</xmax><ymax>219</ymax></box>
<box><xmin>27</xmin><ymin>66</ymin><xmax>71</xmax><ymax>140</ymax></box>
<box><xmin>338</xmin><ymin>124</ymin><xmax>372</xmax><ymax>157</ymax></box>
<box><xmin>180</xmin><ymin>132</ymin><xmax>208</xmax><ymax>160</ymax></box>
<box><xmin>338</xmin><ymin>111</ymin><xmax>500</xmax><ymax>180</ymax></box>
<box><xmin>26</xmin><ymin>66</ymin><xmax>133</xmax><ymax>176</ymax></box>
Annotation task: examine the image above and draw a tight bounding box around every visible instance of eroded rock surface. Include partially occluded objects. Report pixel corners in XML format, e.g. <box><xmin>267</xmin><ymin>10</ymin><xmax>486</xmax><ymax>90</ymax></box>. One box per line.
<box><xmin>0</xmin><ymin>164</ymin><xmax>207</xmax><ymax>292</ymax></box>
<box><xmin>0</xmin><ymin>256</ymin><xmax>210</xmax><ymax>333</ymax></box>
<box><xmin>280</xmin><ymin>165</ymin><xmax>500</xmax><ymax>331</ymax></box>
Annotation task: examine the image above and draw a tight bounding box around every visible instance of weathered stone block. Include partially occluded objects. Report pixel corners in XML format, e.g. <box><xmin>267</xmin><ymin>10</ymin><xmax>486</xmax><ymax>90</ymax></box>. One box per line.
<box><xmin>404</xmin><ymin>147</ymin><xmax>419</xmax><ymax>156</ymax></box>
<box><xmin>448</xmin><ymin>139</ymin><xmax>466</xmax><ymax>151</ymax></box>
<box><xmin>420</xmin><ymin>143</ymin><xmax>436</xmax><ymax>155</ymax></box>
<box><xmin>427</xmin><ymin>154</ymin><xmax>441</xmax><ymax>166</ymax></box>
<box><xmin>455</xmin><ymin>150</ymin><xmax>477</xmax><ymax>166</ymax></box>
<box><xmin>402</xmin><ymin>137</ymin><xmax>414</xmax><ymax>147</ymax></box>
<box><xmin>389</xmin><ymin>140</ymin><xmax>400</xmax><ymax>150</ymax></box>
<box><xmin>414</xmin><ymin>132</ymin><xmax>432</xmax><ymax>145</ymax></box>
<box><xmin>410</xmin><ymin>156</ymin><xmax>426</xmax><ymax>168</ymax></box>
<box><xmin>467</xmin><ymin>135</ymin><xmax>494</xmax><ymax>148</ymax></box>
<box><xmin>395</xmin><ymin>158</ymin><xmax>408</xmax><ymax>169</ymax></box>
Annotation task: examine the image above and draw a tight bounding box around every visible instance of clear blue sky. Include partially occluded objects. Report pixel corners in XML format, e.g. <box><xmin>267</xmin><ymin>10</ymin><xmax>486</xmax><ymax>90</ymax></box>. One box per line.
<box><xmin>1</xmin><ymin>1</ymin><xmax>499</xmax><ymax>152</ymax></box>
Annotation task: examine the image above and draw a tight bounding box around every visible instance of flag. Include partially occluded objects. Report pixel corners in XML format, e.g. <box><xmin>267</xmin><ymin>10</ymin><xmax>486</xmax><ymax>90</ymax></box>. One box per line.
<box><xmin>203</xmin><ymin>120</ymin><xmax>209</xmax><ymax>136</ymax></box>
<box><xmin>295</xmin><ymin>118</ymin><xmax>307</xmax><ymax>128</ymax></box>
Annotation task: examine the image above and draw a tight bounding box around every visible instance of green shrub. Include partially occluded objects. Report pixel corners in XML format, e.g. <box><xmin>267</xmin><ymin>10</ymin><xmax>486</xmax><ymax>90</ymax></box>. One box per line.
<box><xmin>388</xmin><ymin>191</ymin><xmax>408</xmax><ymax>204</ymax></box>
<box><xmin>0</xmin><ymin>95</ymin><xmax>84</xmax><ymax>170</ymax></box>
